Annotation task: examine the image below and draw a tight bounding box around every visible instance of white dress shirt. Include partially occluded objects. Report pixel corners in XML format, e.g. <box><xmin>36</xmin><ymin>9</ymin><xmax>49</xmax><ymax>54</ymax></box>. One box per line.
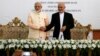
<box><xmin>59</xmin><ymin>12</ymin><xmax>64</xmax><ymax>40</ymax></box>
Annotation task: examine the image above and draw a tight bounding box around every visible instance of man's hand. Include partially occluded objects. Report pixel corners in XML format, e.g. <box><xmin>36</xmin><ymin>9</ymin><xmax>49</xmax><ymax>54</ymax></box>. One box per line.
<box><xmin>60</xmin><ymin>26</ymin><xmax>66</xmax><ymax>32</ymax></box>
<box><xmin>39</xmin><ymin>26</ymin><xmax>46</xmax><ymax>31</ymax></box>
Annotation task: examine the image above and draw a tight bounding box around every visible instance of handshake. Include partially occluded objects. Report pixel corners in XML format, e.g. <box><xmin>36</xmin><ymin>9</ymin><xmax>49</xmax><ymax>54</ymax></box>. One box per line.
<box><xmin>39</xmin><ymin>26</ymin><xmax>67</xmax><ymax>32</ymax></box>
<box><xmin>39</xmin><ymin>26</ymin><xmax>46</xmax><ymax>31</ymax></box>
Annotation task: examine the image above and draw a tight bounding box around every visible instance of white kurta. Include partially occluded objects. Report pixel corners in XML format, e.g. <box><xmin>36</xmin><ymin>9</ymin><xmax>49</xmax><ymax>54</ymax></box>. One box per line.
<box><xmin>28</xmin><ymin>11</ymin><xmax>48</xmax><ymax>40</ymax></box>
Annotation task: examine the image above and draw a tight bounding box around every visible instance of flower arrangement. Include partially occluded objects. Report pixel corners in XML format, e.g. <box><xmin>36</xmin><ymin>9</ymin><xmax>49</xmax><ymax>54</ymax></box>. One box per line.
<box><xmin>0</xmin><ymin>39</ymin><xmax>100</xmax><ymax>56</ymax></box>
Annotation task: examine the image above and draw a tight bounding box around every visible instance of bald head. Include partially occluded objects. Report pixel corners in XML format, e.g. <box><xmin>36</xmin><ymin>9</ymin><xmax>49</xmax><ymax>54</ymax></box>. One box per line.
<box><xmin>58</xmin><ymin>2</ymin><xmax>66</xmax><ymax>13</ymax></box>
<box><xmin>34</xmin><ymin>2</ymin><xmax>42</xmax><ymax>12</ymax></box>
<box><xmin>13</xmin><ymin>49</ymin><xmax>23</xmax><ymax>56</ymax></box>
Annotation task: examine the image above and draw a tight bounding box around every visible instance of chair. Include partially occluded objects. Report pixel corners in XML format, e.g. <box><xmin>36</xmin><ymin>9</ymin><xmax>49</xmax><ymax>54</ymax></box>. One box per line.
<box><xmin>0</xmin><ymin>17</ymin><xmax>29</xmax><ymax>39</ymax></box>
<box><xmin>71</xmin><ymin>23</ymin><xmax>92</xmax><ymax>40</ymax></box>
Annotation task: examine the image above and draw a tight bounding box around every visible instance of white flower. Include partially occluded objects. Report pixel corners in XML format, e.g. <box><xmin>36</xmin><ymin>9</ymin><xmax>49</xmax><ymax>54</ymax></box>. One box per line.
<box><xmin>9</xmin><ymin>44</ymin><xmax>15</xmax><ymax>48</ymax></box>
<box><xmin>20</xmin><ymin>40</ymin><xmax>26</xmax><ymax>43</ymax></box>
<box><xmin>39</xmin><ymin>44</ymin><xmax>42</xmax><ymax>48</ymax></box>
<box><xmin>88</xmin><ymin>40</ymin><xmax>92</xmax><ymax>44</ymax></box>
<box><xmin>0</xmin><ymin>44</ymin><xmax>4</xmax><ymax>49</ymax></box>
<box><xmin>34</xmin><ymin>44</ymin><xmax>38</xmax><ymax>48</ymax></box>
<box><xmin>83</xmin><ymin>44</ymin><xmax>87</xmax><ymax>48</ymax></box>
<box><xmin>70</xmin><ymin>40</ymin><xmax>75</xmax><ymax>44</ymax></box>
<box><xmin>60</xmin><ymin>41</ymin><xmax>64</xmax><ymax>44</ymax></box>
<box><xmin>17</xmin><ymin>44</ymin><xmax>21</xmax><ymax>48</ymax></box>
<box><xmin>27</xmin><ymin>41</ymin><xmax>31</xmax><ymax>44</ymax></box>
<box><xmin>40</xmin><ymin>40</ymin><xmax>45</xmax><ymax>44</ymax></box>
<box><xmin>55</xmin><ymin>40</ymin><xmax>59</xmax><ymax>43</ymax></box>
<box><xmin>66</xmin><ymin>44</ymin><xmax>71</xmax><ymax>48</ymax></box>
<box><xmin>63</xmin><ymin>44</ymin><xmax>67</xmax><ymax>49</ymax></box>
<box><xmin>48</xmin><ymin>41</ymin><xmax>51</xmax><ymax>44</ymax></box>
<box><xmin>78</xmin><ymin>44</ymin><xmax>83</xmax><ymax>48</ymax></box>
<box><xmin>32</xmin><ymin>41</ymin><xmax>36</xmax><ymax>44</ymax></box>
<box><xmin>63</xmin><ymin>40</ymin><xmax>67</xmax><ymax>43</ymax></box>
<box><xmin>43</xmin><ymin>44</ymin><xmax>48</xmax><ymax>50</ymax></box>
<box><xmin>11</xmin><ymin>39</ymin><xmax>16</xmax><ymax>43</ymax></box>
<box><xmin>44</xmin><ymin>40</ymin><xmax>48</xmax><ymax>44</ymax></box>
<box><xmin>1</xmin><ymin>40</ymin><xmax>7</xmax><ymax>44</ymax></box>
<box><xmin>26</xmin><ymin>39</ymin><xmax>29</xmax><ymax>41</ymax></box>
<box><xmin>8</xmin><ymin>39</ymin><xmax>12</xmax><ymax>43</ymax></box>
<box><xmin>51</xmin><ymin>40</ymin><xmax>56</xmax><ymax>44</ymax></box>
<box><xmin>53</xmin><ymin>45</ymin><xmax>56</xmax><ymax>49</ymax></box>
<box><xmin>72</xmin><ymin>45</ymin><xmax>77</xmax><ymax>49</ymax></box>
<box><xmin>66</xmin><ymin>40</ymin><xmax>70</xmax><ymax>44</ymax></box>
<box><xmin>93</xmin><ymin>40</ymin><xmax>99</xmax><ymax>44</ymax></box>
<box><xmin>36</xmin><ymin>40</ymin><xmax>41</xmax><ymax>43</ymax></box>
<box><xmin>87</xmin><ymin>44</ymin><xmax>92</xmax><ymax>48</ymax></box>
<box><xmin>92</xmin><ymin>44</ymin><xmax>96</xmax><ymax>48</ymax></box>
<box><xmin>58</xmin><ymin>44</ymin><xmax>62</xmax><ymax>49</ymax></box>
<box><xmin>30</xmin><ymin>45</ymin><xmax>34</xmax><ymax>48</ymax></box>
<box><xmin>79</xmin><ymin>40</ymin><xmax>84</xmax><ymax>44</ymax></box>
<box><xmin>24</xmin><ymin>44</ymin><xmax>29</xmax><ymax>48</ymax></box>
<box><xmin>97</xmin><ymin>45</ymin><xmax>100</xmax><ymax>48</ymax></box>
<box><xmin>21</xmin><ymin>45</ymin><xmax>24</xmax><ymax>48</ymax></box>
<box><xmin>48</xmin><ymin>45</ymin><xmax>52</xmax><ymax>49</ymax></box>
<box><xmin>84</xmin><ymin>40</ymin><xmax>88</xmax><ymax>44</ymax></box>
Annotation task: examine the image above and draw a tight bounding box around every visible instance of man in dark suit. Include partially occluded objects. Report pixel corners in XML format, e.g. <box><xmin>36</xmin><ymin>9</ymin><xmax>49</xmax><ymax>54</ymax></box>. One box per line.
<box><xmin>45</xmin><ymin>2</ymin><xmax>74</xmax><ymax>39</ymax></box>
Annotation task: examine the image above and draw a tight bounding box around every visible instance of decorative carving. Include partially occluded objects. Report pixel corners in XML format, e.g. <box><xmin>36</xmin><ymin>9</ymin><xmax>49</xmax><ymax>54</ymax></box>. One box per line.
<box><xmin>7</xmin><ymin>22</ymin><xmax>13</xmax><ymax>27</ymax></box>
<box><xmin>19</xmin><ymin>22</ymin><xmax>26</xmax><ymax>28</ymax></box>
<box><xmin>7</xmin><ymin>17</ymin><xmax>26</xmax><ymax>27</ymax></box>
<box><xmin>0</xmin><ymin>17</ymin><xmax>28</xmax><ymax>39</ymax></box>
<box><xmin>12</xmin><ymin>17</ymin><xmax>20</xmax><ymax>26</ymax></box>
<box><xmin>75</xmin><ymin>23</ymin><xmax>82</xmax><ymax>28</ymax></box>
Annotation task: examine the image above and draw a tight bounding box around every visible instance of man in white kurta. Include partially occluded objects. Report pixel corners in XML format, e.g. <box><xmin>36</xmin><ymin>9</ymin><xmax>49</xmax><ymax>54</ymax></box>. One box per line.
<box><xmin>27</xmin><ymin>2</ymin><xmax>48</xmax><ymax>40</ymax></box>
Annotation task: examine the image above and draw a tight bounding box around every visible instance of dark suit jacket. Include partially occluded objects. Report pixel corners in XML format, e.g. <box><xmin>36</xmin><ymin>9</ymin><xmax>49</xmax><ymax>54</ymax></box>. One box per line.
<box><xmin>46</xmin><ymin>12</ymin><xmax>74</xmax><ymax>39</ymax></box>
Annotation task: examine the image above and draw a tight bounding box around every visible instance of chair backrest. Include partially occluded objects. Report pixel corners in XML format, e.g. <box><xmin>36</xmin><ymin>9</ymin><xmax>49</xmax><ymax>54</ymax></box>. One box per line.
<box><xmin>71</xmin><ymin>22</ymin><xmax>92</xmax><ymax>40</ymax></box>
<box><xmin>0</xmin><ymin>17</ymin><xmax>29</xmax><ymax>39</ymax></box>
